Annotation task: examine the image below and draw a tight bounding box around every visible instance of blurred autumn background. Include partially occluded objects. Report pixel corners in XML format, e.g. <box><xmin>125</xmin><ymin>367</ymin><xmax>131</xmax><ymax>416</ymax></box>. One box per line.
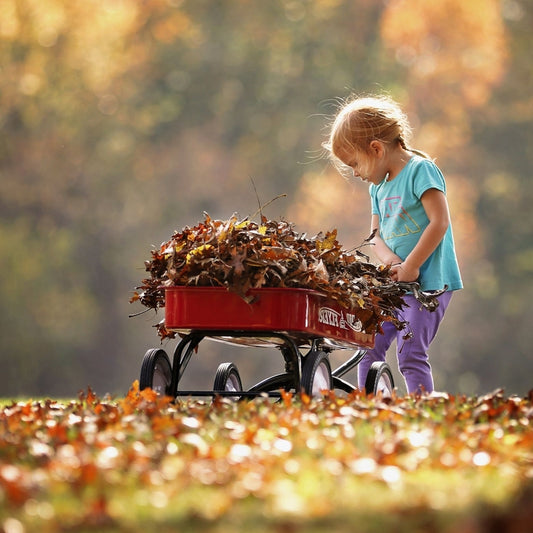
<box><xmin>1</xmin><ymin>0</ymin><xmax>531</xmax><ymax>398</ymax></box>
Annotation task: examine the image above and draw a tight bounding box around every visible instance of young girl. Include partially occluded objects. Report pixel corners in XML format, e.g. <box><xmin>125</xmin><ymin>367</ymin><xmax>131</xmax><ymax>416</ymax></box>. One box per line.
<box><xmin>323</xmin><ymin>95</ymin><xmax>462</xmax><ymax>394</ymax></box>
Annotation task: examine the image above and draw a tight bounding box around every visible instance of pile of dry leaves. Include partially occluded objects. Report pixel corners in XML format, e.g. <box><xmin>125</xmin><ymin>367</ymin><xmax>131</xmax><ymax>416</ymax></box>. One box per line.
<box><xmin>131</xmin><ymin>213</ymin><xmax>440</xmax><ymax>339</ymax></box>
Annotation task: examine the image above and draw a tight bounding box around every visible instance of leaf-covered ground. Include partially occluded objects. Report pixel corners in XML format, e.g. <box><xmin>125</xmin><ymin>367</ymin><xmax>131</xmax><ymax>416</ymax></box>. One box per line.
<box><xmin>1</xmin><ymin>385</ymin><xmax>533</xmax><ymax>533</ymax></box>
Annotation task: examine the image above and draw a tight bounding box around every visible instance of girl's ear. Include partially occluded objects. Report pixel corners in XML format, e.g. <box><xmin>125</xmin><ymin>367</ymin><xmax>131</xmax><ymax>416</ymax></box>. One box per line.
<box><xmin>369</xmin><ymin>140</ymin><xmax>385</xmax><ymax>158</ymax></box>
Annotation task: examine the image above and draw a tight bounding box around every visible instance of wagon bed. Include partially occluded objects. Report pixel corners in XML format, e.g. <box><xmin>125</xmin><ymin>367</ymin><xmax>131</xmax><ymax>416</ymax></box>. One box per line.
<box><xmin>165</xmin><ymin>286</ymin><xmax>375</xmax><ymax>349</ymax></box>
<box><xmin>139</xmin><ymin>287</ymin><xmax>394</xmax><ymax>398</ymax></box>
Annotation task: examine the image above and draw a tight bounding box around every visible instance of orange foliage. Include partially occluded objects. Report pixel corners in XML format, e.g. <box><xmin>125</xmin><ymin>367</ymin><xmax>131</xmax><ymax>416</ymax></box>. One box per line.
<box><xmin>381</xmin><ymin>0</ymin><xmax>507</xmax><ymax>108</ymax></box>
<box><xmin>445</xmin><ymin>173</ymin><xmax>484</xmax><ymax>262</ymax></box>
<box><xmin>379</xmin><ymin>0</ymin><xmax>509</xmax><ymax>279</ymax></box>
<box><xmin>0</xmin><ymin>387</ymin><xmax>532</xmax><ymax>529</ymax></box>
<box><xmin>289</xmin><ymin>171</ymin><xmax>371</xmax><ymax>251</ymax></box>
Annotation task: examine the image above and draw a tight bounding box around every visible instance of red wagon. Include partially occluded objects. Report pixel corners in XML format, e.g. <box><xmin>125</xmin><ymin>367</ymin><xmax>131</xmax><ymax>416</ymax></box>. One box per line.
<box><xmin>139</xmin><ymin>286</ymin><xmax>395</xmax><ymax>398</ymax></box>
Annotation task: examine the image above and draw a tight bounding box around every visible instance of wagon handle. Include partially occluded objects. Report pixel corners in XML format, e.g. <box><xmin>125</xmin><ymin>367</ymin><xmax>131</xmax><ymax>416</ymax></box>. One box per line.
<box><xmin>388</xmin><ymin>282</ymin><xmax>448</xmax><ymax>312</ymax></box>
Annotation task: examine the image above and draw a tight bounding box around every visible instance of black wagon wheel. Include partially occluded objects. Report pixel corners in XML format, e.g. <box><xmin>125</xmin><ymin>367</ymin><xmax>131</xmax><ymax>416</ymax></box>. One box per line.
<box><xmin>301</xmin><ymin>350</ymin><xmax>332</xmax><ymax>397</ymax></box>
<box><xmin>213</xmin><ymin>362</ymin><xmax>243</xmax><ymax>397</ymax></box>
<box><xmin>139</xmin><ymin>348</ymin><xmax>172</xmax><ymax>396</ymax></box>
<box><xmin>364</xmin><ymin>361</ymin><xmax>395</xmax><ymax>397</ymax></box>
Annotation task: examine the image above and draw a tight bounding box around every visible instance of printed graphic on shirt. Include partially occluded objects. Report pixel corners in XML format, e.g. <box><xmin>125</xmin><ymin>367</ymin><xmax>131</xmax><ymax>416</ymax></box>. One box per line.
<box><xmin>381</xmin><ymin>195</ymin><xmax>421</xmax><ymax>240</ymax></box>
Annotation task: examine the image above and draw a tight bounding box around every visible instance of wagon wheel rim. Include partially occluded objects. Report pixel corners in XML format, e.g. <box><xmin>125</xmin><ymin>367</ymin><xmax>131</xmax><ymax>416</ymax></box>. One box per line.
<box><xmin>225</xmin><ymin>373</ymin><xmax>242</xmax><ymax>393</ymax></box>
<box><xmin>376</xmin><ymin>373</ymin><xmax>393</xmax><ymax>398</ymax></box>
<box><xmin>152</xmin><ymin>363</ymin><xmax>171</xmax><ymax>395</ymax></box>
<box><xmin>312</xmin><ymin>361</ymin><xmax>332</xmax><ymax>396</ymax></box>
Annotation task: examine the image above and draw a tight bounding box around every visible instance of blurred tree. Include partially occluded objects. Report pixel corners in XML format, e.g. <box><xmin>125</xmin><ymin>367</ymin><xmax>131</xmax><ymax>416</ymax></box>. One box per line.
<box><xmin>0</xmin><ymin>0</ymin><xmax>531</xmax><ymax>396</ymax></box>
<box><xmin>463</xmin><ymin>0</ymin><xmax>533</xmax><ymax>393</ymax></box>
<box><xmin>0</xmin><ymin>0</ymin><xmax>387</xmax><ymax>395</ymax></box>
<box><xmin>376</xmin><ymin>0</ymin><xmax>525</xmax><ymax>393</ymax></box>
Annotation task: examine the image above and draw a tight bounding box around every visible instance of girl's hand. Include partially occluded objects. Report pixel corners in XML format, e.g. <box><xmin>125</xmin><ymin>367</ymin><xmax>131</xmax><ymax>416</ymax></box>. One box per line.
<box><xmin>390</xmin><ymin>262</ymin><xmax>419</xmax><ymax>283</ymax></box>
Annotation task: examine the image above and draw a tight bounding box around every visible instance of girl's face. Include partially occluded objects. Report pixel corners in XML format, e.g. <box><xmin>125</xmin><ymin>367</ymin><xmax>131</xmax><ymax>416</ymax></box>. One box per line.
<box><xmin>336</xmin><ymin>143</ymin><xmax>388</xmax><ymax>185</ymax></box>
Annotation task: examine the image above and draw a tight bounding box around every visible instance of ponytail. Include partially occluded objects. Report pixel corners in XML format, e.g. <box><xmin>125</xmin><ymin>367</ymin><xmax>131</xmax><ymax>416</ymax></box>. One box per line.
<box><xmin>398</xmin><ymin>135</ymin><xmax>431</xmax><ymax>160</ymax></box>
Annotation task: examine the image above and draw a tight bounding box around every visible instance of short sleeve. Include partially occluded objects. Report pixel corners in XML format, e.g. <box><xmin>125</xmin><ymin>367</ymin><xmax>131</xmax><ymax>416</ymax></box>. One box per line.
<box><xmin>413</xmin><ymin>159</ymin><xmax>446</xmax><ymax>199</ymax></box>
<box><xmin>369</xmin><ymin>185</ymin><xmax>379</xmax><ymax>215</ymax></box>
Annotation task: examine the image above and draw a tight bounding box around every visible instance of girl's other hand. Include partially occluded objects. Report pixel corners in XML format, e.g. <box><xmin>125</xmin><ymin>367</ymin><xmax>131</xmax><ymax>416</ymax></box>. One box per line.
<box><xmin>390</xmin><ymin>262</ymin><xmax>419</xmax><ymax>283</ymax></box>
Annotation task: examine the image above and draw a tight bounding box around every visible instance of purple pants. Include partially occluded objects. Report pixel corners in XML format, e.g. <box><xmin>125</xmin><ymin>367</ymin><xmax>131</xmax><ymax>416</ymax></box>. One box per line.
<box><xmin>358</xmin><ymin>291</ymin><xmax>453</xmax><ymax>394</ymax></box>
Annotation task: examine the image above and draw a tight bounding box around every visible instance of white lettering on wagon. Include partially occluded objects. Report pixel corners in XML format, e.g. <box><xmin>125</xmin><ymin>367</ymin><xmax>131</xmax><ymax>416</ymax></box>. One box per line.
<box><xmin>318</xmin><ymin>307</ymin><xmax>363</xmax><ymax>332</ymax></box>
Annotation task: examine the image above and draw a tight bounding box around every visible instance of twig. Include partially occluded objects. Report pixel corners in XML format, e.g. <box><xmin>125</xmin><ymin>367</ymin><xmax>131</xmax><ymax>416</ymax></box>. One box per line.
<box><xmin>248</xmin><ymin>178</ymin><xmax>287</xmax><ymax>220</ymax></box>
<box><xmin>250</xmin><ymin>177</ymin><xmax>263</xmax><ymax>220</ymax></box>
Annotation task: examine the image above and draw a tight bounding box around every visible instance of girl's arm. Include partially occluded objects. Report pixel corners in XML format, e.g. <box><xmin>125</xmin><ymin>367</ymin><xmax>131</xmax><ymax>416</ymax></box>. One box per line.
<box><xmin>390</xmin><ymin>188</ymin><xmax>450</xmax><ymax>282</ymax></box>
<box><xmin>370</xmin><ymin>213</ymin><xmax>403</xmax><ymax>265</ymax></box>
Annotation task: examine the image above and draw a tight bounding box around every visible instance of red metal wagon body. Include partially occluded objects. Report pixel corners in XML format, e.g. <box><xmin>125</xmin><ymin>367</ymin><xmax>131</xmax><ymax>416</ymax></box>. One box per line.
<box><xmin>139</xmin><ymin>286</ymin><xmax>394</xmax><ymax>398</ymax></box>
<box><xmin>165</xmin><ymin>286</ymin><xmax>375</xmax><ymax>349</ymax></box>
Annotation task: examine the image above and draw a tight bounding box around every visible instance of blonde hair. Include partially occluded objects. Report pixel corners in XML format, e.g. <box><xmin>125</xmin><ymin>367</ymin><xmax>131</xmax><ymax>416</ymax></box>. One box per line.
<box><xmin>323</xmin><ymin>95</ymin><xmax>429</xmax><ymax>173</ymax></box>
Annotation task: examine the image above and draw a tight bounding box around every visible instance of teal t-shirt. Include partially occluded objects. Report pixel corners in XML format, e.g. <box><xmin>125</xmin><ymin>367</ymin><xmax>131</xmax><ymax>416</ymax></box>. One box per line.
<box><xmin>370</xmin><ymin>155</ymin><xmax>463</xmax><ymax>292</ymax></box>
